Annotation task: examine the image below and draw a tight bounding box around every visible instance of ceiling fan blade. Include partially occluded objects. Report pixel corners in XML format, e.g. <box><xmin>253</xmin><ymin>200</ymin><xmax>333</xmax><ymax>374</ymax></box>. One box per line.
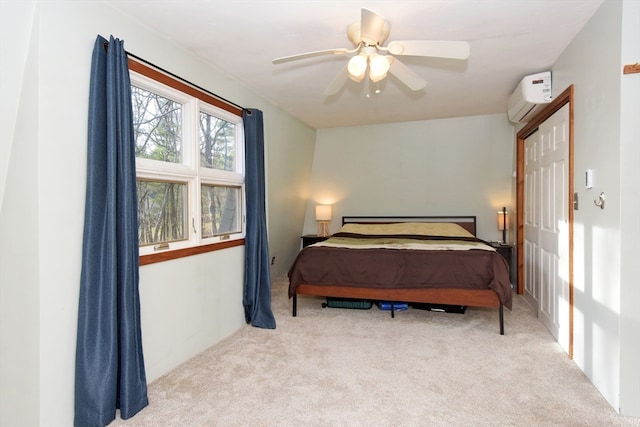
<box><xmin>324</xmin><ymin>65</ymin><xmax>348</xmax><ymax>96</ymax></box>
<box><xmin>388</xmin><ymin>57</ymin><xmax>427</xmax><ymax>91</ymax></box>
<box><xmin>360</xmin><ymin>8</ymin><xmax>389</xmax><ymax>45</ymax></box>
<box><xmin>272</xmin><ymin>48</ymin><xmax>350</xmax><ymax>64</ymax></box>
<box><xmin>388</xmin><ymin>40</ymin><xmax>470</xmax><ymax>60</ymax></box>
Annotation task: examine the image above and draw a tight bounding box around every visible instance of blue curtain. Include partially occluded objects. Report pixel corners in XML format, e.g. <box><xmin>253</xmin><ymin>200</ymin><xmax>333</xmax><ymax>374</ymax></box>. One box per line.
<box><xmin>75</xmin><ymin>35</ymin><xmax>148</xmax><ymax>427</ymax></box>
<box><xmin>243</xmin><ymin>109</ymin><xmax>276</xmax><ymax>329</ymax></box>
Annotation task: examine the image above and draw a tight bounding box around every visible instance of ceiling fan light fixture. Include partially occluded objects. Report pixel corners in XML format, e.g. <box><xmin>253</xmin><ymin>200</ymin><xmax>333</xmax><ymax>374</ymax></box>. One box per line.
<box><xmin>272</xmin><ymin>8</ymin><xmax>470</xmax><ymax>96</ymax></box>
<box><xmin>368</xmin><ymin>54</ymin><xmax>390</xmax><ymax>83</ymax></box>
<box><xmin>347</xmin><ymin>55</ymin><xmax>367</xmax><ymax>82</ymax></box>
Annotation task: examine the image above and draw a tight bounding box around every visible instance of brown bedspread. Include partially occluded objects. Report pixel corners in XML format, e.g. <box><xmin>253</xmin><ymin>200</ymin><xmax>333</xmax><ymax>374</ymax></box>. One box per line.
<box><xmin>288</xmin><ymin>237</ymin><xmax>513</xmax><ymax>310</ymax></box>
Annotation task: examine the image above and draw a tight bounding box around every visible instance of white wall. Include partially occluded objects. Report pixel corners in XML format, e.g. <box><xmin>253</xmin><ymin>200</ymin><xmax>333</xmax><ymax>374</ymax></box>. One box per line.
<box><xmin>306</xmin><ymin>114</ymin><xmax>515</xmax><ymax>240</ymax></box>
<box><xmin>0</xmin><ymin>3</ymin><xmax>40</xmax><ymax>426</ymax></box>
<box><xmin>0</xmin><ymin>0</ymin><xmax>36</xmax><ymax>209</ymax></box>
<box><xmin>263</xmin><ymin>107</ymin><xmax>316</xmax><ymax>279</ymax></box>
<box><xmin>0</xmin><ymin>1</ymin><xmax>315</xmax><ymax>425</ymax></box>
<box><xmin>552</xmin><ymin>0</ymin><xmax>639</xmax><ymax>415</ymax></box>
<box><xmin>138</xmin><ymin>249</ymin><xmax>245</xmax><ymax>380</ymax></box>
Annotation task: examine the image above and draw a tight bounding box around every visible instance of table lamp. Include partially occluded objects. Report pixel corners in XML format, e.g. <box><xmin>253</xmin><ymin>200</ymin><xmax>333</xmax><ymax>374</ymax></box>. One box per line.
<box><xmin>315</xmin><ymin>205</ymin><xmax>332</xmax><ymax>237</ymax></box>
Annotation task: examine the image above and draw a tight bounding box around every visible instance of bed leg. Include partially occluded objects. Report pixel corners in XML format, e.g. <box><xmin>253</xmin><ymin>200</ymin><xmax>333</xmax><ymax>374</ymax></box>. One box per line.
<box><xmin>499</xmin><ymin>304</ymin><xmax>504</xmax><ymax>335</ymax></box>
<box><xmin>293</xmin><ymin>294</ymin><xmax>297</xmax><ymax>317</ymax></box>
<box><xmin>391</xmin><ymin>304</ymin><xmax>395</xmax><ymax>319</ymax></box>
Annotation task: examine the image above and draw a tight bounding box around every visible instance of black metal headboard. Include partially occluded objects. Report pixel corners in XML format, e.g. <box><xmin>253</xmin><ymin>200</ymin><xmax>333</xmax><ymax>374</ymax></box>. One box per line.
<box><xmin>341</xmin><ymin>216</ymin><xmax>477</xmax><ymax>236</ymax></box>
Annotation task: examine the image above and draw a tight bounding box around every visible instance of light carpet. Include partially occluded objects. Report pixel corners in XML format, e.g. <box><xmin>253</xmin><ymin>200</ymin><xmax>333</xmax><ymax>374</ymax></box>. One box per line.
<box><xmin>110</xmin><ymin>278</ymin><xmax>639</xmax><ymax>427</ymax></box>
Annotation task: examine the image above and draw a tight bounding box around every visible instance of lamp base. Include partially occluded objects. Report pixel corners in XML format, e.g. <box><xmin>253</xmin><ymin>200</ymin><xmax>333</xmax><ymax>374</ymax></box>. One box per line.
<box><xmin>317</xmin><ymin>221</ymin><xmax>330</xmax><ymax>237</ymax></box>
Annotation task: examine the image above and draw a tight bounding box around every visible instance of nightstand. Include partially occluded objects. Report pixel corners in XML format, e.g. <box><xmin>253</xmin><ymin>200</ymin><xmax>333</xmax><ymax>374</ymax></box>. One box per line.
<box><xmin>301</xmin><ymin>234</ymin><xmax>329</xmax><ymax>248</ymax></box>
<box><xmin>489</xmin><ymin>242</ymin><xmax>514</xmax><ymax>283</ymax></box>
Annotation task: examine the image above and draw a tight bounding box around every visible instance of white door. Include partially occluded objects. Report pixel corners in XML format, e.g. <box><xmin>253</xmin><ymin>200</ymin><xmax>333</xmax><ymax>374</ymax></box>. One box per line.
<box><xmin>524</xmin><ymin>104</ymin><xmax>570</xmax><ymax>353</ymax></box>
<box><xmin>524</xmin><ymin>130</ymin><xmax>540</xmax><ymax>312</ymax></box>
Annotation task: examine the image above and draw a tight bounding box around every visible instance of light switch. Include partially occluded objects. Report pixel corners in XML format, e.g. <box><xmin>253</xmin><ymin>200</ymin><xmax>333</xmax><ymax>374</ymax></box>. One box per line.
<box><xmin>585</xmin><ymin>169</ymin><xmax>593</xmax><ymax>189</ymax></box>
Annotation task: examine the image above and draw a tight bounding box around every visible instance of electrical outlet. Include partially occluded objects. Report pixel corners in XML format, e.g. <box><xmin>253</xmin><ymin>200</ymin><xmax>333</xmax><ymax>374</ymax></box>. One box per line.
<box><xmin>271</xmin><ymin>256</ymin><xmax>275</xmax><ymax>265</ymax></box>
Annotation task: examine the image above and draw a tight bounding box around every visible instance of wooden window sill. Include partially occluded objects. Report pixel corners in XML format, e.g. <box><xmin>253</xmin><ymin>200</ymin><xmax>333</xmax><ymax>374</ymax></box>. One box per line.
<box><xmin>139</xmin><ymin>239</ymin><xmax>245</xmax><ymax>266</ymax></box>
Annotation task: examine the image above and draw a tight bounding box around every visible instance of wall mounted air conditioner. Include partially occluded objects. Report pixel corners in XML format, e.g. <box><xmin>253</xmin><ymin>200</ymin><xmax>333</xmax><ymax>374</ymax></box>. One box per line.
<box><xmin>507</xmin><ymin>71</ymin><xmax>552</xmax><ymax>123</ymax></box>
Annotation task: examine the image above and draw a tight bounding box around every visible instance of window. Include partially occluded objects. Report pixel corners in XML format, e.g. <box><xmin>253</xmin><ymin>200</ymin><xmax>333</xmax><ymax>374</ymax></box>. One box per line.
<box><xmin>129</xmin><ymin>60</ymin><xmax>245</xmax><ymax>261</ymax></box>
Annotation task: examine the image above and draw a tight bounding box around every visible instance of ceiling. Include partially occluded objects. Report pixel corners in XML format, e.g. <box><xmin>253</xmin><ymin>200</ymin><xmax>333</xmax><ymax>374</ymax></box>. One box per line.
<box><xmin>106</xmin><ymin>0</ymin><xmax>603</xmax><ymax>129</ymax></box>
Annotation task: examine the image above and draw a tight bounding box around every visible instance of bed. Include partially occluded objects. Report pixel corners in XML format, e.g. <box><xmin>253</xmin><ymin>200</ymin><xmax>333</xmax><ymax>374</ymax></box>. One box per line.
<box><xmin>288</xmin><ymin>216</ymin><xmax>513</xmax><ymax>334</ymax></box>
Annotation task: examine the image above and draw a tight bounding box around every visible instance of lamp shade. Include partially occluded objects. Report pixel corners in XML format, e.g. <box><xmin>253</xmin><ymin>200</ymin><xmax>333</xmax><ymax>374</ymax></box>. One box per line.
<box><xmin>315</xmin><ymin>205</ymin><xmax>332</xmax><ymax>221</ymax></box>
<box><xmin>369</xmin><ymin>54</ymin><xmax>390</xmax><ymax>82</ymax></box>
<box><xmin>497</xmin><ymin>208</ymin><xmax>509</xmax><ymax>231</ymax></box>
<box><xmin>347</xmin><ymin>55</ymin><xmax>367</xmax><ymax>82</ymax></box>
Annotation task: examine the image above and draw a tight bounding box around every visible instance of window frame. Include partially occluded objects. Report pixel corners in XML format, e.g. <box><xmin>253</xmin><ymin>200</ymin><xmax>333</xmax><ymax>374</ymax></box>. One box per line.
<box><xmin>128</xmin><ymin>58</ymin><xmax>245</xmax><ymax>265</ymax></box>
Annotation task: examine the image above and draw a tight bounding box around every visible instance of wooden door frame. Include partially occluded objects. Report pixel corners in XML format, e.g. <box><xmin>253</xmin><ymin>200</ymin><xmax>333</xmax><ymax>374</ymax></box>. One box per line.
<box><xmin>516</xmin><ymin>85</ymin><xmax>574</xmax><ymax>358</ymax></box>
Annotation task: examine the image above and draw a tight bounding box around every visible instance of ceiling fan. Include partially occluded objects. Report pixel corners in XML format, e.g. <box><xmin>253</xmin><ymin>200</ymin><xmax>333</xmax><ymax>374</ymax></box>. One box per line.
<box><xmin>272</xmin><ymin>8</ymin><xmax>470</xmax><ymax>96</ymax></box>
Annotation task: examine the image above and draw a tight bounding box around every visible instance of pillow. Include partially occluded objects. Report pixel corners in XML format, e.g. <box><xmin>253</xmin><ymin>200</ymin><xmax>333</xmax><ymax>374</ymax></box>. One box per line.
<box><xmin>339</xmin><ymin>222</ymin><xmax>473</xmax><ymax>237</ymax></box>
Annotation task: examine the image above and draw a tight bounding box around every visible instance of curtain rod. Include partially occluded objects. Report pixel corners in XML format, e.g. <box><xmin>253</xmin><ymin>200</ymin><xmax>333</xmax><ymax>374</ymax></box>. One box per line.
<box><xmin>127</xmin><ymin>51</ymin><xmax>247</xmax><ymax>113</ymax></box>
<box><xmin>102</xmin><ymin>40</ymin><xmax>248</xmax><ymax>113</ymax></box>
